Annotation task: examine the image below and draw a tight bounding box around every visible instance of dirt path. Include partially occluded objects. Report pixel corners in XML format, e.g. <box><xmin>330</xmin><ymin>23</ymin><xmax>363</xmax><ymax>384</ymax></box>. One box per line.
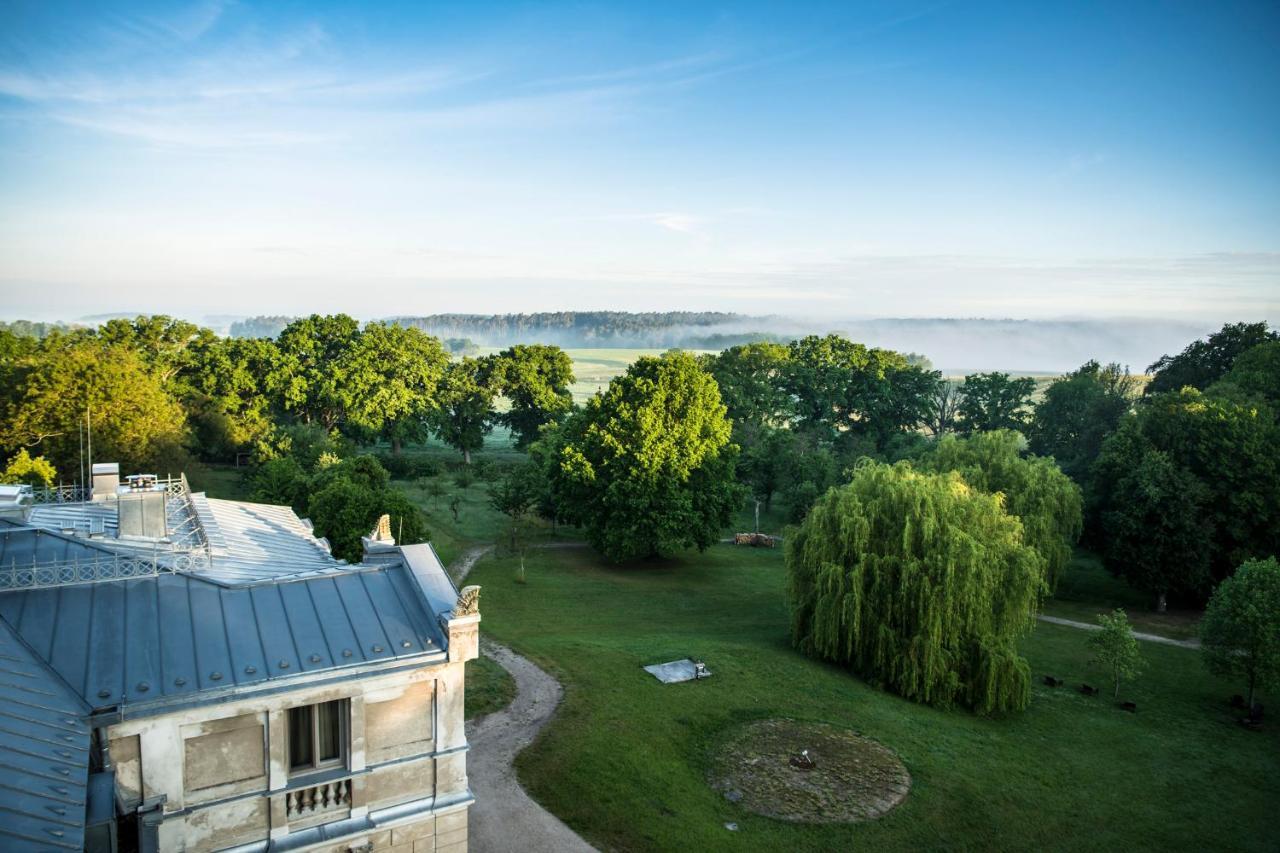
<box><xmin>1037</xmin><ymin>614</ymin><xmax>1201</xmax><ymax>649</ymax></box>
<box><xmin>452</xmin><ymin>547</ymin><xmax>598</xmax><ymax>853</ymax></box>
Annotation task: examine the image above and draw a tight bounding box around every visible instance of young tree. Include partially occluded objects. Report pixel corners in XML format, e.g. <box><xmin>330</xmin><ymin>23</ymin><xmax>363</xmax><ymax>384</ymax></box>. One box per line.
<box><xmin>489</xmin><ymin>463</ymin><xmax>539</xmax><ymax>550</ymax></box>
<box><xmin>484</xmin><ymin>345</ymin><xmax>574</xmax><ymax>449</ymax></box>
<box><xmin>551</xmin><ymin>351</ymin><xmax>743</xmax><ymax>561</ymax></box>
<box><xmin>0</xmin><ymin>449</ymin><xmax>57</xmax><ymax>488</ymax></box>
<box><xmin>957</xmin><ymin>372</ymin><xmax>1037</xmax><ymax>433</ymax></box>
<box><xmin>787</xmin><ymin>461</ymin><xmax>1046</xmax><ymax>713</ymax></box>
<box><xmin>431</xmin><ymin>358</ymin><xmax>496</xmax><ymax>464</ymax></box>
<box><xmin>1200</xmin><ymin>557</ymin><xmax>1280</xmax><ymax>708</ymax></box>
<box><xmin>916</xmin><ymin>430</ymin><xmax>1082</xmax><ymax>589</ymax></box>
<box><xmin>1089</xmin><ymin>609</ymin><xmax>1144</xmax><ymax>699</ymax></box>
<box><xmin>1027</xmin><ymin>360</ymin><xmax>1139</xmax><ymax>484</ymax></box>
<box><xmin>1146</xmin><ymin>321</ymin><xmax>1276</xmax><ymax>395</ymax></box>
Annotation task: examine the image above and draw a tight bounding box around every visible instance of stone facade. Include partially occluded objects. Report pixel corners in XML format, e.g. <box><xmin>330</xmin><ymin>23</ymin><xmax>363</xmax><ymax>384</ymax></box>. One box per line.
<box><xmin>107</xmin><ymin>614</ymin><xmax>478</xmax><ymax>852</ymax></box>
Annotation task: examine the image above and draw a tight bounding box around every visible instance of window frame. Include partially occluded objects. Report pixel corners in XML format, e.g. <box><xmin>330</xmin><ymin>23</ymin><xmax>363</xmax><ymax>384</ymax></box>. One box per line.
<box><xmin>286</xmin><ymin>699</ymin><xmax>349</xmax><ymax>777</ymax></box>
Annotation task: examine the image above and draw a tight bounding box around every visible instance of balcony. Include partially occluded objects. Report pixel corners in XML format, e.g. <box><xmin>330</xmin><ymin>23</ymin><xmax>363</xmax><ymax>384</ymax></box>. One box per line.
<box><xmin>285</xmin><ymin>777</ymin><xmax>352</xmax><ymax>823</ymax></box>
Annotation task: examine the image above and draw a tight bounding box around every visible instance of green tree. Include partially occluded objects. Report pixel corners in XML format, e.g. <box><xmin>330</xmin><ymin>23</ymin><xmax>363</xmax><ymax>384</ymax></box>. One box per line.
<box><xmin>1209</xmin><ymin>341</ymin><xmax>1280</xmax><ymax>412</ymax></box>
<box><xmin>344</xmin><ymin>323</ymin><xmax>450</xmax><ymax>452</ymax></box>
<box><xmin>0</xmin><ymin>339</ymin><xmax>190</xmax><ymax>478</ymax></box>
<box><xmin>1200</xmin><ymin>557</ymin><xmax>1280</xmax><ymax>708</ymax></box>
<box><xmin>957</xmin><ymin>372</ymin><xmax>1037</xmax><ymax>433</ymax></box>
<box><xmin>1094</xmin><ymin>435</ymin><xmax>1213</xmax><ymax>610</ymax></box>
<box><xmin>432</xmin><ymin>358</ymin><xmax>495</xmax><ymax>464</ymax></box>
<box><xmin>551</xmin><ymin>351</ymin><xmax>743</xmax><ymax>561</ymax></box>
<box><xmin>1027</xmin><ymin>360</ymin><xmax>1139</xmax><ymax>483</ymax></box>
<box><xmin>180</xmin><ymin>335</ymin><xmax>283</xmax><ymax>460</ymax></box>
<box><xmin>0</xmin><ymin>449</ymin><xmax>57</xmax><ymax>488</ymax></box>
<box><xmin>916</xmin><ymin>430</ymin><xmax>1082</xmax><ymax>590</ymax></box>
<box><xmin>787</xmin><ymin>461</ymin><xmax>1046</xmax><ymax>713</ymax></box>
<box><xmin>783</xmin><ymin>334</ymin><xmax>937</xmax><ymax>447</ymax></box>
<box><xmin>701</xmin><ymin>342</ymin><xmax>792</xmax><ymax>428</ymax></box>
<box><xmin>1089</xmin><ymin>609</ymin><xmax>1144</xmax><ymax>699</ymax></box>
<box><xmin>1146</xmin><ymin>321</ymin><xmax>1277</xmax><ymax>395</ymax></box>
<box><xmin>273</xmin><ymin>314</ymin><xmax>363</xmax><ymax>430</ymax></box>
<box><xmin>96</xmin><ymin>315</ymin><xmax>206</xmax><ymax>384</ymax></box>
<box><xmin>485</xmin><ymin>345</ymin><xmax>574</xmax><ymax>449</ymax></box>
<box><xmin>1091</xmin><ymin>388</ymin><xmax>1279</xmax><ymax>586</ymax></box>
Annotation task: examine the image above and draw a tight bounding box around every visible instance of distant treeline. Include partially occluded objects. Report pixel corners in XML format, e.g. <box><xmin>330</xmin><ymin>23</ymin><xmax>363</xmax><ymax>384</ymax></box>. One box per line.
<box><xmin>0</xmin><ymin>320</ymin><xmax>77</xmax><ymax>339</ymax></box>
<box><xmin>230</xmin><ymin>312</ymin><xmax>783</xmax><ymax>349</ymax></box>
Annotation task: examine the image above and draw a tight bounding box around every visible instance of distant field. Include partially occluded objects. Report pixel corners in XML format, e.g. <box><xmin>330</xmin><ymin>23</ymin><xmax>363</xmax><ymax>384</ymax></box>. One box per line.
<box><xmin>565</xmin><ymin>348</ymin><xmax>713</xmax><ymax>402</ymax></box>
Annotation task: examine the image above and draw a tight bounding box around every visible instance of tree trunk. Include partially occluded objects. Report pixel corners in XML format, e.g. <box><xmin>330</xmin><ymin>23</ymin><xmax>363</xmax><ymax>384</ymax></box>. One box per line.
<box><xmin>392</xmin><ymin>436</ymin><xmax>402</xmax><ymax>455</ymax></box>
<box><xmin>1156</xmin><ymin>591</ymin><xmax>1167</xmax><ymax>613</ymax></box>
<box><xmin>463</xmin><ymin>448</ymin><xmax>471</xmax><ymax>465</ymax></box>
<box><xmin>1114</xmin><ymin>669</ymin><xmax>1121</xmax><ymax>700</ymax></box>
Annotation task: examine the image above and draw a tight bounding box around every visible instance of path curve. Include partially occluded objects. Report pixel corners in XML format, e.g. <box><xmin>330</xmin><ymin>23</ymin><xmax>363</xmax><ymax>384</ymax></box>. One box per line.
<box><xmin>1037</xmin><ymin>614</ymin><xmax>1200</xmax><ymax>649</ymax></box>
<box><xmin>451</xmin><ymin>547</ymin><xmax>598</xmax><ymax>853</ymax></box>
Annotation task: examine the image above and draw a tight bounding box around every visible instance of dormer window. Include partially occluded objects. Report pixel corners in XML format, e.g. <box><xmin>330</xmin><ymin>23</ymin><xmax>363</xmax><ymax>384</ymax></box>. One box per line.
<box><xmin>288</xmin><ymin>699</ymin><xmax>347</xmax><ymax>775</ymax></box>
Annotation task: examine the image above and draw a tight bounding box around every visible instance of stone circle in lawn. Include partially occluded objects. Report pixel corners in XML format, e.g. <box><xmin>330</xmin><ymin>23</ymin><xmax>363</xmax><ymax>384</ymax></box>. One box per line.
<box><xmin>707</xmin><ymin>718</ymin><xmax>911</xmax><ymax>823</ymax></box>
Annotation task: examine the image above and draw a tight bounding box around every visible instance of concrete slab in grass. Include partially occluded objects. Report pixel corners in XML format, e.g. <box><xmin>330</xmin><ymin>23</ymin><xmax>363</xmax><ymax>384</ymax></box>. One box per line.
<box><xmin>643</xmin><ymin>659</ymin><xmax>712</xmax><ymax>684</ymax></box>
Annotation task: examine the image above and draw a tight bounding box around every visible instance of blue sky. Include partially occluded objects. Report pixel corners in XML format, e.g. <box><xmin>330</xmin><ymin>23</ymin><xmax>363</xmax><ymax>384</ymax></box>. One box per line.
<box><xmin>0</xmin><ymin>0</ymin><xmax>1277</xmax><ymax>323</ymax></box>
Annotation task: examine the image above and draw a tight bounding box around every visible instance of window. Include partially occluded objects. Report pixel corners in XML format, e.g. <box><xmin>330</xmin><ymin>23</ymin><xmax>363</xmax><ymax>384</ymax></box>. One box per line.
<box><xmin>288</xmin><ymin>700</ymin><xmax>347</xmax><ymax>775</ymax></box>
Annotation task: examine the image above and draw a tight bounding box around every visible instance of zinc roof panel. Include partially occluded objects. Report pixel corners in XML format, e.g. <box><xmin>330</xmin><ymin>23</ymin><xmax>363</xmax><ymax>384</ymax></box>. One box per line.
<box><xmin>330</xmin><ymin>574</ymin><xmax>393</xmax><ymax>662</ymax></box>
<box><xmin>186</xmin><ymin>581</ymin><xmax>233</xmax><ymax>691</ymax></box>
<box><xmin>273</xmin><ymin>583</ymin><xmax>332</xmax><ymax>672</ymax></box>
<box><xmin>219</xmin><ymin>586</ymin><xmax>269</xmax><ymax>686</ymax></box>
<box><xmin>156</xmin><ymin>575</ymin><xmax>199</xmax><ymax>699</ymax></box>
<box><xmin>123</xmin><ymin>581</ymin><xmax>162</xmax><ymax>700</ymax></box>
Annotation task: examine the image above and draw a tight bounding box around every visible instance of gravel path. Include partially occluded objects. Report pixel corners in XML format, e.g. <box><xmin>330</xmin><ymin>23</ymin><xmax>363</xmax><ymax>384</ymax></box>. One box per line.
<box><xmin>1037</xmin><ymin>614</ymin><xmax>1201</xmax><ymax>649</ymax></box>
<box><xmin>451</xmin><ymin>546</ymin><xmax>598</xmax><ymax>853</ymax></box>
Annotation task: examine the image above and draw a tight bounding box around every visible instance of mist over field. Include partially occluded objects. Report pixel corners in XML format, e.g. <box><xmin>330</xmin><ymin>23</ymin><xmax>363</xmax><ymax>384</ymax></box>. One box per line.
<box><xmin>217</xmin><ymin>312</ymin><xmax>1213</xmax><ymax>373</ymax></box>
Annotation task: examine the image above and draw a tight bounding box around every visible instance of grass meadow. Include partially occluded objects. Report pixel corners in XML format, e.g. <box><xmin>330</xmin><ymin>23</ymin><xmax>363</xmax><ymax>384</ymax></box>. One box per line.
<box><xmin>465</xmin><ymin>543</ymin><xmax>1277</xmax><ymax>853</ymax></box>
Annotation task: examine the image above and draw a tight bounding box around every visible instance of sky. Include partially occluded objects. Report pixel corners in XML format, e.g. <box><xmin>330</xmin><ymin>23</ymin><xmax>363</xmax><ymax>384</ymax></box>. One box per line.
<box><xmin>0</xmin><ymin>0</ymin><xmax>1277</xmax><ymax>324</ymax></box>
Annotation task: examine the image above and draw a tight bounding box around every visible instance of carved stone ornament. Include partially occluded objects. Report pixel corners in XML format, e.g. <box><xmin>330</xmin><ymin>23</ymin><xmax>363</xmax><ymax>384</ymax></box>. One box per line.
<box><xmin>453</xmin><ymin>585</ymin><xmax>481</xmax><ymax>617</ymax></box>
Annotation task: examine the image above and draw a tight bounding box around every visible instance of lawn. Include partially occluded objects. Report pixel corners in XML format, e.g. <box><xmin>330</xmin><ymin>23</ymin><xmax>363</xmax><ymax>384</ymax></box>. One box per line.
<box><xmin>1045</xmin><ymin>551</ymin><xmax>1203</xmax><ymax>641</ymax></box>
<box><xmin>466</xmin><ymin>544</ymin><xmax>1278</xmax><ymax>853</ymax></box>
<box><xmin>466</xmin><ymin>654</ymin><xmax>517</xmax><ymax>721</ymax></box>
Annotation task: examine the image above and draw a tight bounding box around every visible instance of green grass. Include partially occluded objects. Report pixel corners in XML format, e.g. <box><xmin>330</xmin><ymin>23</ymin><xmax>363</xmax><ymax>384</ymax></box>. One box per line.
<box><xmin>467</xmin><ymin>544</ymin><xmax>1277</xmax><ymax>853</ymax></box>
<box><xmin>466</xmin><ymin>653</ymin><xmax>517</xmax><ymax>720</ymax></box>
<box><xmin>1046</xmin><ymin>552</ymin><xmax>1202</xmax><ymax>641</ymax></box>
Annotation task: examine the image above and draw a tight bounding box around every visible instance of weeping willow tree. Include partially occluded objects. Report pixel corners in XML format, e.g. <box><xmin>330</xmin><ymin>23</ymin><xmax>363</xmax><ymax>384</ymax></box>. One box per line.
<box><xmin>786</xmin><ymin>461</ymin><xmax>1047</xmax><ymax>713</ymax></box>
<box><xmin>915</xmin><ymin>430</ymin><xmax>1082</xmax><ymax>590</ymax></box>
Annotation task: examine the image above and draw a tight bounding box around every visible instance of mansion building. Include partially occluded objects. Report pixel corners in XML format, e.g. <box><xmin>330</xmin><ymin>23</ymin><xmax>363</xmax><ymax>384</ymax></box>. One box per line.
<box><xmin>0</xmin><ymin>464</ymin><xmax>479</xmax><ymax>853</ymax></box>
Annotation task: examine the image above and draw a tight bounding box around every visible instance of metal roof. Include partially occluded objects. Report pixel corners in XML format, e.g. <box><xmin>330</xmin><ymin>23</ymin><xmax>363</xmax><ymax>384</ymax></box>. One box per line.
<box><xmin>0</xmin><ymin>618</ymin><xmax>91</xmax><ymax>852</ymax></box>
<box><xmin>0</xmin><ymin>524</ymin><xmax>451</xmax><ymax>717</ymax></box>
<box><xmin>23</xmin><ymin>490</ymin><xmax>342</xmax><ymax>585</ymax></box>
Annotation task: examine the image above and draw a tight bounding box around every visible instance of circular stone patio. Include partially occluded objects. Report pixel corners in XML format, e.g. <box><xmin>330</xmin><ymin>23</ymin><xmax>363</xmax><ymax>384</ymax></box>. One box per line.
<box><xmin>707</xmin><ymin>718</ymin><xmax>911</xmax><ymax>823</ymax></box>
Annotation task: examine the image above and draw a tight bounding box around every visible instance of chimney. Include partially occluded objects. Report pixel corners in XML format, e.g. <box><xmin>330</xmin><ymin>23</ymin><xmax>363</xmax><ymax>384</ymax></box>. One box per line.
<box><xmin>117</xmin><ymin>473</ymin><xmax>167</xmax><ymax>539</ymax></box>
<box><xmin>91</xmin><ymin>463</ymin><xmax>120</xmax><ymax>501</ymax></box>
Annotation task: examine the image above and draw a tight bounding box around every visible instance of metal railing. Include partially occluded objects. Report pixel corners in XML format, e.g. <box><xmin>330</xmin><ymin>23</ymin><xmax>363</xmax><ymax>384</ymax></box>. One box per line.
<box><xmin>0</xmin><ymin>543</ymin><xmax>214</xmax><ymax>591</ymax></box>
<box><xmin>28</xmin><ymin>475</ymin><xmax>190</xmax><ymax>505</ymax></box>
<box><xmin>0</xmin><ymin>553</ymin><xmax>167</xmax><ymax>591</ymax></box>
